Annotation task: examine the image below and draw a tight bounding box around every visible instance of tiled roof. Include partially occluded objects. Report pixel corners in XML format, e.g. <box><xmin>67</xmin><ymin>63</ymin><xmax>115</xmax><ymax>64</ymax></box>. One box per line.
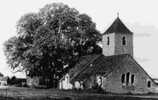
<box><xmin>69</xmin><ymin>54</ymin><xmax>130</xmax><ymax>82</ymax></box>
<box><xmin>69</xmin><ymin>54</ymin><xmax>100</xmax><ymax>82</ymax></box>
<box><xmin>104</xmin><ymin>17</ymin><xmax>133</xmax><ymax>34</ymax></box>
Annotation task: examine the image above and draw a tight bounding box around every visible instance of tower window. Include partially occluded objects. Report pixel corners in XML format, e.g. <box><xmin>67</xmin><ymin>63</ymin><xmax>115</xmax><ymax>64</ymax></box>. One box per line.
<box><xmin>122</xmin><ymin>36</ymin><xmax>126</xmax><ymax>45</ymax></box>
<box><xmin>126</xmin><ymin>72</ymin><xmax>130</xmax><ymax>85</ymax></box>
<box><xmin>131</xmin><ymin>74</ymin><xmax>135</xmax><ymax>84</ymax></box>
<box><xmin>121</xmin><ymin>74</ymin><xmax>125</xmax><ymax>83</ymax></box>
<box><xmin>147</xmin><ymin>81</ymin><xmax>151</xmax><ymax>88</ymax></box>
<box><xmin>107</xmin><ymin>37</ymin><xmax>110</xmax><ymax>45</ymax></box>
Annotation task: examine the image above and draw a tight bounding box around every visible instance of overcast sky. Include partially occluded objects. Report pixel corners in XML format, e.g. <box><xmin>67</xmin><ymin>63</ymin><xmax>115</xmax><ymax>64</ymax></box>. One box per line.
<box><xmin>0</xmin><ymin>0</ymin><xmax>158</xmax><ymax>78</ymax></box>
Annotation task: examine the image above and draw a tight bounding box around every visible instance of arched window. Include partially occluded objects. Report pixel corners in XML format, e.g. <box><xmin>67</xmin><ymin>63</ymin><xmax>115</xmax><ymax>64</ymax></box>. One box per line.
<box><xmin>122</xmin><ymin>36</ymin><xmax>126</xmax><ymax>45</ymax></box>
<box><xmin>121</xmin><ymin>74</ymin><xmax>125</xmax><ymax>83</ymax></box>
<box><xmin>126</xmin><ymin>72</ymin><xmax>130</xmax><ymax>85</ymax></box>
<box><xmin>131</xmin><ymin>74</ymin><xmax>135</xmax><ymax>84</ymax></box>
<box><xmin>107</xmin><ymin>37</ymin><xmax>110</xmax><ymax>45</ymax></box>
<box><xmin>147</xmin><ymin>81</ymin><xmax>151</xmax><ymax>88</ymax></box>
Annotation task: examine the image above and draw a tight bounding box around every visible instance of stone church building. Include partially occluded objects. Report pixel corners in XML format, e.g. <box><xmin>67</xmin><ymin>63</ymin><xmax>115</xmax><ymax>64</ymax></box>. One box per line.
<box><xmin>59</xmin><ymin>17</ymin><xmax>158</xmax><ymax>94</ymax></box>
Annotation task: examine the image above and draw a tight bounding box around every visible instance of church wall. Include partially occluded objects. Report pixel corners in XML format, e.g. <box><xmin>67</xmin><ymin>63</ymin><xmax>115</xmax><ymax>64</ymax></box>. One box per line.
<box><xmin>115</xmin><ymin>33</ymin><xmax>133</xmax><ymax>56</ymax></box>
<box><xmin>59</xmin><ymin>74</ymin><xmax>73</xmax><ymax>90</ymax></box>
<box><xmin>81</xmin><ymin>75</ymin><xmax>96</xmax><ymax>89</ymax></box>
<box><xmin>102</xmin><ymin>33</ymin><xmax>115</xmax><ymax>56</ymax></box>
<box><xmin>102</xmin><ymin>56</ymin><xmax>157</xmax><ymax>94</ymax></box>
<box><xmin>102</xmin><ymin>33</ymin><xmax>133</xmax><ymax>57</ymax></box>
<box><xmin>71</xmin><ymin>74</ymin><xmax>98</xmax><ymax>89</ymax></box>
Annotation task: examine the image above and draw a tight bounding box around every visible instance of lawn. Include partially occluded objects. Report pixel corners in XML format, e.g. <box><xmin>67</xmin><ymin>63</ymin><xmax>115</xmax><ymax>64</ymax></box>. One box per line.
<box><xmin>0</xmin><ymin>86</ymin><xmax>158</xmax><ymax>100</ymax></box>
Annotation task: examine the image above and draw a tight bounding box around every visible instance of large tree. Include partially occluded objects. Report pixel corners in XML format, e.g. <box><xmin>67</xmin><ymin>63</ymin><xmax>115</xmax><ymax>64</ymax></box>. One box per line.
<box><xmin>4</xmin><ymin>3</ymin><xmax>102</xmax><ymax>88</ymax></box>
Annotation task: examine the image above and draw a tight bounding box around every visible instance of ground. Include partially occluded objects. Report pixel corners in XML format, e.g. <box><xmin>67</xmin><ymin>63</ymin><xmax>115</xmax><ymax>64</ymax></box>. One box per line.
<box><xmin>0</xmin><ymin>86</ymin><xmax>158</xmax><ymax>100</ymax></box>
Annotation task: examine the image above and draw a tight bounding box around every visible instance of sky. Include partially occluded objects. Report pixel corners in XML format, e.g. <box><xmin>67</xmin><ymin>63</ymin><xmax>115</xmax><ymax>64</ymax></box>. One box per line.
<box><xmin>0</xmin><ymin>0</ymin><xmax>158</xmax><ymax>78</ymax></box>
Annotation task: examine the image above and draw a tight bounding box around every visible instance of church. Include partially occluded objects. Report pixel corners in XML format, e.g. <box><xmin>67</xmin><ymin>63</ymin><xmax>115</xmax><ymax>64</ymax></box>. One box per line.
<box><xmin>59</xmin><ymin>16</ymin><xmax>158</xmax><ymax>94</ymax></box>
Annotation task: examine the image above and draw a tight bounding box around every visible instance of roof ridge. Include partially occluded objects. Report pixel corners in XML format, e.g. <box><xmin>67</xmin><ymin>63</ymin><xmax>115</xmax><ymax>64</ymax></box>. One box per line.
<box><xmin>128</xmin><ymin>56</ymin><xmax>157</xmax><ymax>85</ymax></box>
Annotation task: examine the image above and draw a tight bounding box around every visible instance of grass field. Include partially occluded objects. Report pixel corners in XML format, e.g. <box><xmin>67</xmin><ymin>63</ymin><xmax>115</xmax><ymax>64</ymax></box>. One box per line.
<box><xmin>1</xmin><ymin>86</ymin><xmax>158</xmax><ymax>100</ymax></box>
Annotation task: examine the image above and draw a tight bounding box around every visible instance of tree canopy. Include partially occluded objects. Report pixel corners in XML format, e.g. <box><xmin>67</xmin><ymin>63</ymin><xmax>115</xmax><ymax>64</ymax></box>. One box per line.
<box><xmin>4</xmin><ymin>3</ymin><xmax>102</xmax><ymax>87</ymax></box>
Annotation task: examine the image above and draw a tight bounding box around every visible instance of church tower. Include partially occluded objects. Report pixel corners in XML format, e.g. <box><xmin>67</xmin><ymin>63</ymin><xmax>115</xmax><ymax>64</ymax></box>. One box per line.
<box><xmin>102</xmin><ymin>16</ymin><xmax>133</xmax><ymax>56</ymax></box>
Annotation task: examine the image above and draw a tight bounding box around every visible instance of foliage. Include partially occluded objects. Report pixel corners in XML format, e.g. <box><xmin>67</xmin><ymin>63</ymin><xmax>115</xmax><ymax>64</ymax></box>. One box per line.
<box><xmin>4</xmin><ymin>3</ymin><xmax>102</xmax><ymax>88</ymax></box>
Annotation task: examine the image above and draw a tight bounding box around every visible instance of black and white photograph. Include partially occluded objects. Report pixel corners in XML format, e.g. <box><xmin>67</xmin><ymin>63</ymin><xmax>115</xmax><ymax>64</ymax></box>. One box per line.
<box><xmin>0</xmin><ymin>0</ymin><xmax>158</xmax><ymax>99</ymax></box>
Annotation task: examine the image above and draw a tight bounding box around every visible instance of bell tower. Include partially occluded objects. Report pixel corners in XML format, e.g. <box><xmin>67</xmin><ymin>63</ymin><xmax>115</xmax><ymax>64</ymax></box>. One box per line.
<box><xmin>102</xmin><ymin>16</ymin><xmax>133</xmax><ymax>56</ymax></box>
